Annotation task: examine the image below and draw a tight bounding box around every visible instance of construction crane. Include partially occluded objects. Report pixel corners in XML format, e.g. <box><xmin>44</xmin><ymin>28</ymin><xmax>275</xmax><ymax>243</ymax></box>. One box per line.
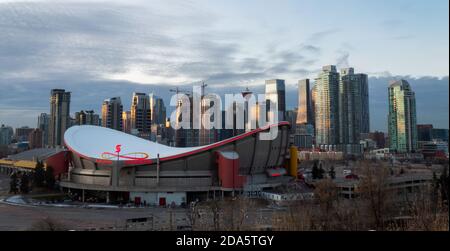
<box><xmin>200</xmin><ymin>81</ymin><xmax>207</xmax><ymax>97</ymax></box>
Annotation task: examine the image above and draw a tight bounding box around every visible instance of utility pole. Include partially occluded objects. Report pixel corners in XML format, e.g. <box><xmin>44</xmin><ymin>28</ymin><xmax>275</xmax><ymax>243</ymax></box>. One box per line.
<box><xmin>156</xmin><ymin>153</ymin><xmax>160</xmax><ymax>185</ymax></box>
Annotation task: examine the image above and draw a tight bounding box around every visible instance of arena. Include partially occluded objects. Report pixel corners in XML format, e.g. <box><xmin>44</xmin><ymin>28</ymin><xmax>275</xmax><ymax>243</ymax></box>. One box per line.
<box><xmin>60</xmin><ymin>122</ymin><xmax>293</xmax><ymax>206</ymax></box>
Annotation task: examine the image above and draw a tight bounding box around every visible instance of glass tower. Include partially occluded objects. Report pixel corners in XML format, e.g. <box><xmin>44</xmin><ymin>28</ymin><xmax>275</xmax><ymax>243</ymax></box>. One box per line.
<box><xmin>388</xmin><ymin>80</ymin><xmax>418</xmax><ymax>153</ymax></box>
<box><xmin>338</xmin><ymin>68</ymin><xmax>370</xmax><ymax>144</ymax></box>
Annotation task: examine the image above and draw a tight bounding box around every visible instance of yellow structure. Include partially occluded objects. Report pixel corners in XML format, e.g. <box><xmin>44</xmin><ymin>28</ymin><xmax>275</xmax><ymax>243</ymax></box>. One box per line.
<box><xmin>289</xmin><ymin>146</ymin><xmax>298</xmax><ymax>178</ymax></box>
<box><xmin>0</xmin><ymin>159</ymin><xmax>45</xmax><ymax>170</ymax></box>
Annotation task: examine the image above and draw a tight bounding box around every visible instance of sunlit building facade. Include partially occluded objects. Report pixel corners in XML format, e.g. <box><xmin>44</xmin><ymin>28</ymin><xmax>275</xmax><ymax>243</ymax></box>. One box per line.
<box><xmin>49</xmin><ymin>89</ymin><xmax>71</xmax><ymax>147</ymax></box>
<box><xmin>149</xmin><ymin>93</ymin><xmax>167</xmax><ymax>125</ymax></box>
<box><xmin>122</xmin><ymin>111</ymin><xmax>132</xmax><ymax>134</ymax></box>
<box><xmin>314</xmin><ymin>65</ymin><xmax>340</xmax><ymax>146</ymax></box>
<box><xmin>131</xmin><ymin>93</ymin><xmax>152</xmax><ymax>134</ymax></box>
<box><xmin>265</xmin><ymin>79</ymin><xmax>286</xmax><ymax>122</ymax></box>
<box><xmin>388</xmin><ymin>80</ymin><xmax>418</xmax><ymax>153</ymax></box>
<box><xmin>102</xmin><ymin>97</ymin><xmax>123</xmax><ymax>131</ymax></box>
<box><xmin>294</xmin><ymin>79</ymin><xmax>314</xmax><ymax>149</ymax></box>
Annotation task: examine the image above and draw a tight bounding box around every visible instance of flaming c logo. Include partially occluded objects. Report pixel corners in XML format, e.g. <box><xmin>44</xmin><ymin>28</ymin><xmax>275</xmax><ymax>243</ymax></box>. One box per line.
<box><xmin>101</xmin><ymin>144</ymin><xmax>150</xmax><ymax>161</ymax></box>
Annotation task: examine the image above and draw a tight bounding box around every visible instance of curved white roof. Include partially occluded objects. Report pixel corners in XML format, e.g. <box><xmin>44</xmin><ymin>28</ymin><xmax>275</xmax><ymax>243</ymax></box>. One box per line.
<box><xmin>64</xmin><ymin>125</ymin><xmax>203</xmax><ymax>161</ymax></box>
<box><xmin>64</xmin><ymin>122</ymin><xmax>290</xmax><ymax>164</ymax></box>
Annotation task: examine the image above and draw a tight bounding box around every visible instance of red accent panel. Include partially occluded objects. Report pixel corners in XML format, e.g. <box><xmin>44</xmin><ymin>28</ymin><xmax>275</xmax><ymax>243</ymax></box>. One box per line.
<box><xmin>45</xmin><ymin>151</ymin><xmax>69</xmax><ymax>176</ymax></box>
<box><xmin>216</xmin><ymin>152</ymin><xmax>246</xmax><ymax>189</ymax></box>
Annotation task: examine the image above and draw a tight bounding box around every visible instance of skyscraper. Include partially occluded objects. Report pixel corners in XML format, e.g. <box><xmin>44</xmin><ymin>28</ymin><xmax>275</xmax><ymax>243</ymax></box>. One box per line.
<box><xmin>174</xmin><ymin>94</ymin><xmax>198</xmax><ymax>147</ymax></box>
<box><xmin>37</xmin><ymin>113</ymin><xmax>50</xmax><ymax>147</ymax></box>
<box><xmin>49</xmin><ymin>89</ymin><xmax>71</xmax><ymax>147</ymax></box>
<box><xmin>296</xmin><ymin>79</ymin><xmax>313</xmax><ymax>125</ymax></box>
<box><xmin>388</xmin><ymin>80</ymin><xmax>418</xmax><ymax>153</ymax></box>
<box><xmin>122</xmin><ymin>111</ymin><xmax>132</xmax><ymax>134</ymax></box>
<box><xmin>131</xmin><ymin>92</ymin><xmax>151</xmax><ymax>134</ymax></box>
<box><xmin>311</xmin><ymin>84</ymin><xmax>317</xmax><ymax>128</ymax></box>
<box><xmin>149</xmin><ymin>93</ymin><xmax>167</xmax><ymax>125</ymax></box>
<box><xmin>294</xmin><ymin>79</ymin><xmax>314</xmax><ymax>149</ymax></box>
<box><xmin>314</xmin><ymin>65</ymin><xmax>340</xmax><ymax>146</ymax></box>
<box><xmin>265</xmin><ymin>79</ymin><xmax>286</xmax><ymax>122</ymax></box>
<box><xmin>338</xmin><ymin>68</ymin><xmax>370</xmax><ymax>145</ymax></box>
<box><xmin>102</xmin><ymin>97</ymin><xmax>123</xmax><ymax>131</ymax></box>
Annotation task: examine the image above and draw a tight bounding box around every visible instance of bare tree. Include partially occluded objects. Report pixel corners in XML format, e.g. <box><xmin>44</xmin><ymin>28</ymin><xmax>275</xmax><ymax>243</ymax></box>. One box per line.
<box><xmin>314</xmin><ymin>179</ymin><xmax>338</xmax><ymax>230</ymax></box>
<box><xmin>356</xmin><ymin>161</ymin><xmax>394</xmax><ymax>230</ymax></box>
<box><xmin>29</xmin><ymin>217</ymin><xmax>68</xmax><ymax>231</ymax></box>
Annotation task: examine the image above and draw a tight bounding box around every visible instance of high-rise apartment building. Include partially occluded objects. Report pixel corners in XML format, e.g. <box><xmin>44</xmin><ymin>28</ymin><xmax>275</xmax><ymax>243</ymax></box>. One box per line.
<box><xmin>265</xmin><ymin>79</ymin><xmax>286</xmax><ymax>122</ymax></box>
<box><xmin>131</xmin><ymin>93</ymin><xmax>151</xmax><ymax>134</ymax></box>
<box><xmin>388</xmin><ymin>80</ymin><xmax>418</xmax><ymax>153</ymax></box>
<box><xmin>338</xmin><ymin>68</ymin><xmax>370</xmax><ymax>144</ymax></box>
<box><xmin>49</xmin><ymin>89</ymin><xmax>71</xmax><ymax>147</ymax></box>
<box><xmin>314</xmin><ymin>65</ymin><xmax>340</xmax><ymax>146</ymax></box>
<box><xmin>102</xmin><ymin>97</ymin><xmax>123</xmax><ymax>131</ymax></box>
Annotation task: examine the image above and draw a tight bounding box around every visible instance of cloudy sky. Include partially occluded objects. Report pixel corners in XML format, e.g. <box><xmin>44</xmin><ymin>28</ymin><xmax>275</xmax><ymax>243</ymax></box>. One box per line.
<box><xmin>0</xmin><ymin>0</ymin><xmax>448</xmax><ymax>132</ymax></box>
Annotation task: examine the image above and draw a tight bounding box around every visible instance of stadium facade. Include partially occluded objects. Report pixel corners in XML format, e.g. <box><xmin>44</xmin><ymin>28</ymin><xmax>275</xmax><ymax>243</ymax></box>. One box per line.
<box><xmin>60</xmin><ymin>122</ymin><xmax>292</xmax><ymax>206</ymax></box>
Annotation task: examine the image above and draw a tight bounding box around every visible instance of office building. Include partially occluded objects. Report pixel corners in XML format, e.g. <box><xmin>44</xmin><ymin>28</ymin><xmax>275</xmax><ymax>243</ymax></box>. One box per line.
<box><xmin>0</xmin><ymin>125</ymin><xmax>14</xmax><ymax>146</ymax></box>
<box><xmin>294</xmin><ymin>79</ymin><xmax>315</xmax><ymax>149</ymax></box>
<box><xmin>48</xmin><ymin>89</ymin><xmax>71</xmax><ymax>147</ymax></box>
<box><xmin>75</xmin><ymin>110</ymin><xmax>100</xmax><ymax>126</ymax></box>
<box><xmin>131</xmin><ymin>93</ymin><xmax>152</xmax><ymax>134</ymax></box>
<box><xmin>388</xmin><ymin>80</ymin><xmax>418</xmax><ymax>153</ymax></box>
<box><xmin>102</xmin><ymin>97</ymin><xmax>123</xmax><ymax>131</ymax></box>
<box><xmin>286</xmin><ymin>110</ymin><xmax>297</xmax><ymax>134</ymax></box>
<box><xmin>296</xmin><ymin>79</ymin><xmax>313</xmax><ymax>125</ymax></box>
<box><xmin>417</xmin><ymin>124</ymin><xmax>434</xmax><ymax>142</ymax></box>
<box><xmin>265</xmin><ymin>79</ymin><xmax>286</xmax><ymax>122</ymax></box>
<box><xmin>149</xmin><ymin>93</ymin><xmax>167</xmax><ymax>125</ymax></box>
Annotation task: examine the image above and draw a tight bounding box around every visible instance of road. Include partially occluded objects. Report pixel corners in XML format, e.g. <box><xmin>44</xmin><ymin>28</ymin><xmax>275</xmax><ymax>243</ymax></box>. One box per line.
<box><xmin>0</xmin><ymin>174</ymin><xmax>189</xmax><ymax>231</ymax></box>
